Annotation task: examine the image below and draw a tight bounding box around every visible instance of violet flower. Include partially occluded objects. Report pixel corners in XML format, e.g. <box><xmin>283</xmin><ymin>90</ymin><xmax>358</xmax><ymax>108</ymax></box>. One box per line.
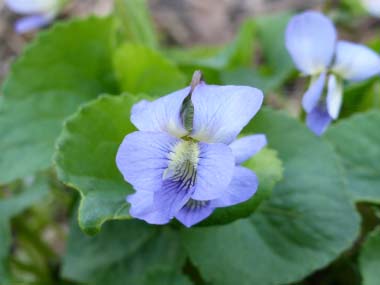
<box><xmin>5</xmin><ymin>0</ymin><xmax>64</xmax><ymax>33</ymax></box>
<box><xmin>116</xmin><ymin>71</ymin><xmax>266</xmax><ymax>227</ymax></box>
<box><xmin>285</xmin><ymin>11</ymin><xmax>380</xmax><ymax>135</ymax></box>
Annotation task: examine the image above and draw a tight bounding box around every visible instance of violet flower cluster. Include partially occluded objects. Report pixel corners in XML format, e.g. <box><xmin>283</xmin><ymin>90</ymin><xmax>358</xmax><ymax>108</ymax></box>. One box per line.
<box><xmin>5</xmin><ymin>0</ymin><xmax>64</xmax><ymax>33</ymax></box>
<box><xmin>286</xmin><ymin>11</ymin><xmax>380</xmax><ymax>135</ymax></box>
<box><xmin>116</xmin><ymin>72</ymin><xmax>266</xmax><ymax>227</ymax></box>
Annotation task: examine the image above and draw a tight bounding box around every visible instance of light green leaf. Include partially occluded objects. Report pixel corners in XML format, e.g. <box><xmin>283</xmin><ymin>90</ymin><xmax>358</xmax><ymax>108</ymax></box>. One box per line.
<box><xmin>55</xmin><ymin>95</ymin><xmax>138</xmax><ymax>234</ymax></box>
<box><xmin>62</xmin><ymin>219</ymin><xmax>190</xmax><ymax>285</ymax></box>
<box><xmin>181</xmin><ymin>108</ymin><xmax>360</xmax><ymax>285</ymax></box>
<box><xmin>0</xmin><ymin>177</ymin><xmax>49</xmax><ymax>284</ymax></box>
<box><xmin>326</xmin><ymin>111</ymin><xmax>380</xmax><ymax>203</ymax></box>
<box><xmin>359</xmin><ymin>227</ymin><xmax>380</xmax><ymax>285</ymax></box>
<box><xmin>114</xmin><ymin>0</ymin><xmax>159</xmax><ymax>48</ymax></box>
<box><xmin>113</xmin><ymin>43</ymin><xmax>186</xmax><ymax>97</ymax></box>
<box><xmin>0</xmin><ymin>17</ymin><xmax>117</xmax><ymax>185</ymax></box>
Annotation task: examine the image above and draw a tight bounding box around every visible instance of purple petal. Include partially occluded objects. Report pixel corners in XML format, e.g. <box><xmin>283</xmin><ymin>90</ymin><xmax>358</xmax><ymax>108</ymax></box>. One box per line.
<box><xmin>5</xmin><ymin>0</ymin><xmax>56</xmax><ymax>14</ymax></box>
<box><xmin>285</xmin><ymin>11</ymin><xmax>336</xmax><ymax>74</ymax></box>
<box><xmin>302</xmin><ymin>72</ymin><xmax>326</xmax><ymax>113</ymax></box>
<box><xmin>116</xmin><ymin>131</ymin><xmax>179</xmax><ymax>192</ymax></box>
<box><xmin>175</xmin><ymin>200</ymin><xmax>214</xmax><ymax>227</ymax></box>
<box><xmin>229</xmin><ymin>134</ymin><xmax>267</xmax><ymax>165</ymax></box>
<box><xmin>326</xmin><ymin>74</ymin><xmax>343</xmax><ymax>119</ymax></box>
<box><xmin>332</xmin><ymin>41</ymin><xmax>380</xmax><ymax>81</ymax></box>
<box><xmin>126</xmin><ymin>191</ymin><xmax>170</xmax><ymax>225</ymax></box>
<box><xmin>191</xmin><ymin>142</ymin><xmax>235</xmax><ymax>201</ymax></box>
<box><xmin>153</xmin><ymin>179</ymin><xmax>194</xmax><ymax>218</ymax></box>
<box><xmin>191</xmin><ymin>83</ymin><xmax>263</xmax><ymax>144</ymax></box>
<box><xmin>14</xmin><ymin>14</ymin><xmax>52</xmax><ymax>33</ymax></box>
<box><xmin>131</xmin><ymin>87</ymin><xmax>190</xmax><ymax>138</ymax></box>
<box><xmin>306</xmin><ymin>103</ymin><xmax>333</xmax><ymax>136</ymax></box>
<box><xmin>210</xmin><ymin>166</ymin><xmax>258</xmax><ymax>207</ymax></box>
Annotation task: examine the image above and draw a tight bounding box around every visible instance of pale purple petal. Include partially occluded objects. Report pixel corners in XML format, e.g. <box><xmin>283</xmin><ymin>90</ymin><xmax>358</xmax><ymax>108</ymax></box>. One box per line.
<box><xmin>306</xmin><ymin>103</ymin><xmax>333</xmax><ymax>136</ymax></box>
<box><xmin>191</xmin><ymin>83</ymin><xmax>263</xmax><ymax>144</ymax></box>
<box><xmin>153</xmin><ymin>179</ymin><xmax>194</xmax><ymax>218</ymax></box>
<box><xmin>302</xmin><ymin>72</ymin><xmax>326</xmax><ymax>113</ymax></box>
<box><xmin>116</xmin><ymin>131</ymin><xmax>179</xmax><ymax>192</ymax></box>
<box><xmin>229</xmin><ymin>134</ymin><xmax>267</xmax><ymax>165</ymax></box>
<box><xmin>14</xmin><ymin>14</ymin><xmax>52</xmax><ymax>33</ymax></box>
<box><xmin>285</xmin><ymin>11</ymin><xmax>336</xmax><ymax>74</ymax></box>
<box><xmin>210</xmin><ymin>166</ymin><xmax>258</xmax><ymax>207</ymax></box>
<box><xmin>127</xmin><ymin>191</ymin><xmax>169</xmax><ymax>225</ymax></box>
<box><xmin>326</xmin><ymin>74</ymin><xmax>343</xmax><ymax>119</ymax></box>
<box><xmin>191</xmin><ymin>142</ymin><xmax>235</xmax><ymax>201</ymax></box>
<box><xmin>332</xmin><ymin>41</ymin><xmax>380</xmax><ymax>81</ymax></box>
<box><xmin>131</xmin><ymin>87</ymin><xmax>190</xmax><ymax>138</ymax></box>
<box><xmin>5</xmin><ymin>0</ymin><xmax>56</xmax><ymax>14</ymax></box>
<box><xmin>175</xmin><ymin>200</ymin><xmax>214</xmax><ymax>227</ymax></box>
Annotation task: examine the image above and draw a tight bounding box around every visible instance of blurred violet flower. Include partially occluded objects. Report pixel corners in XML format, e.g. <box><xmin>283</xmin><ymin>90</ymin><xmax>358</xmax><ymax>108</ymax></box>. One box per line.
<box><xmin>286</xmin><ymin>11</ymin><xmax>380</xmax><ymax>135</ymax></box>
<box><xmin>5</xmin><ymin>0</ymin><xmax>64</xmax><ymax>33</ymax></box>
<box><xmin>361</xmin><ymin>0</ymin><xmax>380</xmax><ymax>17</ymax></box>
<box><xmin>116</xmin><ymin>71</ymin><xmax>266</xmax><ymax>227</ymax></box>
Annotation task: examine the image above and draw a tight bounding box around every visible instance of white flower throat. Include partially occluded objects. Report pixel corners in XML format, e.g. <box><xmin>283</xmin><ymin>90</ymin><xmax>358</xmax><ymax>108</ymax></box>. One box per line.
<box><xmin>163</xmin><ymin>140</ymin><xmax>200</xmax><ymax>190</ymax></box>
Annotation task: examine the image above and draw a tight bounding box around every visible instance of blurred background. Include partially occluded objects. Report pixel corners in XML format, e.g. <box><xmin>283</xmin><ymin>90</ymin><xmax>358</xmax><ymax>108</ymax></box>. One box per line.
<box><xmin>0</xmin><ymin>0</ymin><xmax>325</xmax><ymax>83</ymax></box>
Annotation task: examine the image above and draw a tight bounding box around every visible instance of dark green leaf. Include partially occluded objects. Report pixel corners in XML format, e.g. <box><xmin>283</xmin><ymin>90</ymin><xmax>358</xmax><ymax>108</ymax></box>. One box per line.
<box><xmin>62</xmin><ymin>219</ymin><xmax>190</xmax><ymax>285</ymax></box>
<box><xmin>326</xmin><ymin>111</ymin><xmax>380</xmax><ymax>203</ymax></box>
<box><xmin>359</xmin><ymin>227</ymin><xmax>380</xmax><ymax>285</ymax></box>
<box><xmin>0</xmin><ymin>177</ymin><xmax>49</xmax><ymax>284</ymax></box>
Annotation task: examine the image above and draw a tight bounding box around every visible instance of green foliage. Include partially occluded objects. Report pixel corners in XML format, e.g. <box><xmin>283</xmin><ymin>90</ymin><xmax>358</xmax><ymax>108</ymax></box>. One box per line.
<box><xmin>181</xmin><ymin>108</ymin><xmax>360</xmax><ymax>285</ymax></box>
<box><xmin>0</xmin><ymin>177</ymin><xmax>49</xmax><ymax>284</ymax></box>
<box><xmin>359</xmin><ymin>227</ymin><xmax>380</xmax><ymax>285</ymax></box>
<box><xmin>62</xmin><ymin>219</ymin><xmax>190</xmax><ymax>285</ymax></box>
<box><xmin>114</xmin><ymin>0</ymin><xmax>159</xmax><ymax>48</ymax></box>
<box><xmin>55</xmin><ymin>95</ymin><xmax>138</xmax><ymax>235</ymax></box>
<box><xmin>167</xmin><ymin>19</ymin><xmax>255</xmax><ymax>71</ymax></box>
<box><xmin>326</xmin><ymin>111</ymin><xmax>380</xmax><ymax>203</ymax></box>
<box><xmin>113</xmin><ymin>43</ymin><xmax>186</xmax><ymax>96</ymax></box>
<box><xmin>221</xmin><ymin>12</ymin><xmax>295</xmax><ymax>91</ymax></box>
<box><xmin>0</xmin><ymin>17</ymin><xmax>117</xmax><ymax>185</ymax></box>
<box><xmin>166</xmin><ymin>19</ymin><xmax>256</xmax><ymax>83</ymax></box>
